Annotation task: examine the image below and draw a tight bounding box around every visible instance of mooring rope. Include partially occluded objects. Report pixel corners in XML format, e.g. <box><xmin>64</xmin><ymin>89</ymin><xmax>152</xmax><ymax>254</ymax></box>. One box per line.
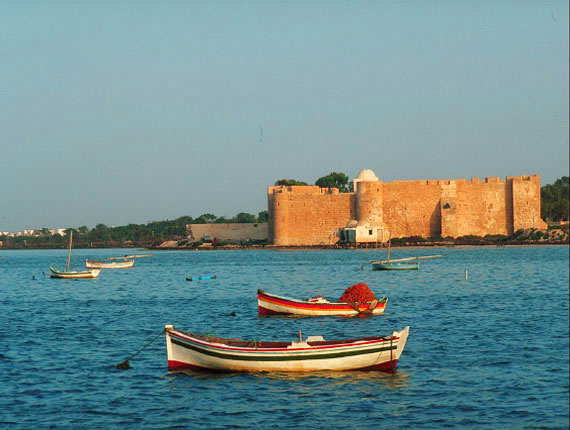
<box><xmin>116</xmin><ymin>329</ymin><xmax>164</xmax><ymax>370</ymax></box>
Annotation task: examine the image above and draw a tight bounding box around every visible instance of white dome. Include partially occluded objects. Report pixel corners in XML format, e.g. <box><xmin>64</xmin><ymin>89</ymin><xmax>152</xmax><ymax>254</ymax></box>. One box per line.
<box><xmin>355</xmin><ymin>169</ymin><xmax>378</xmax><ymax>182</ymax></box>
<box><xmin>346</xmin><ymin>220</ymin><xmax>358</xmax><ymax>228</ymax></box>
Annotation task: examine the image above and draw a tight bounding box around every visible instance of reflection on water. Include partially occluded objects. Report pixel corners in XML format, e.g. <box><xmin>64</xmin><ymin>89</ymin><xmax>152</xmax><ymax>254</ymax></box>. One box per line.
<box><xmin>257</xmin><ymin>369</ymin><xmax>411</xmax><ymax>390</ymax></box>
<box><xmin>165</xmin><ymin>368</ymin><xmax>411</xmax><ymax>391</ymax></box>
<box><xmin>165</xmin><ymin>368</ymin><xmax>240</xmax><ymax>381</ymax></box>
<box><xmin>1</xmin><ymin>247</ymin><xmax>568</xmax><ymax>429</ymax></box>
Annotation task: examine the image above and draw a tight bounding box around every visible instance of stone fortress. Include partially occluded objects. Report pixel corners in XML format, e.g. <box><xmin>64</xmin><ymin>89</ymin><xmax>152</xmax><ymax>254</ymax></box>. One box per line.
<box><xmin>267</xmin><ymin>169</ymin><xmax>547</xmax><ymax>246</ymax></box>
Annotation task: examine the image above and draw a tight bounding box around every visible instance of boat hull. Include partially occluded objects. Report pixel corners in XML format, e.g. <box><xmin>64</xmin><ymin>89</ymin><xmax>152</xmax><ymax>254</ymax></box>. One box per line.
<box><xmin>165</xmin><ymin>325</ymin><xmax>409</xmax><ymax>373</ymax></box>
<box><xmin>85</xmin><ymin>259</ymin><xmax>135</xmax><ymax>269</ymax></box>
<box><xmin>50</xmin><ymin>267</ymin><xmax>101</xmax><ymax>279</ymax></box>
<box><xmin>257</xmin><ymin>290</ymin><xmax>387</xmax><ymax>316</ymax></box>
<box><xmin>372</xmin><ymin>262</ymin><xmax>419</xmax><ymax>271</ymax></box>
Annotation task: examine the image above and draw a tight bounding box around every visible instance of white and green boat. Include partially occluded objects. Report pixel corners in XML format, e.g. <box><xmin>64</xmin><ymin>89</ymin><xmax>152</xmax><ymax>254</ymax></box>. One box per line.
<box><xmin>165</xmin><ymin>325</ymin><xmax>409</xmax><ymax>372</ymax></box>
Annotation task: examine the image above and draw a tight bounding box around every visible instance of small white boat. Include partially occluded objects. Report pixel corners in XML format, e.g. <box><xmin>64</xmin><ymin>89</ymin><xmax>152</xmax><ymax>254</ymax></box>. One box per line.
<box><xmin>85</xmin><ymin>259</ymin><xmax>135</xmax><ymax>269</ymax></box>
<box><xmin>371</xmin><ymin>235</ymin><xmax>442</xmax><ymax>271</ymax></box>
<box><xmin>165</xmin><ymin>325</ymin><xmax>409</xmax><ymax>372</ymax></box>
<box><xmin>372</xmin><ymin>261</ymin><xmax>419</xmax><ymax>271</ymax></box>
<box><xmin>50</xmin><ymin>267</ymin><xmax>101</xmax><ymax>279</ymax></box>
<box><xmin>50</xmin><ymin>231</ymin><xmax>101</xmax><ymax>279</ymax></box>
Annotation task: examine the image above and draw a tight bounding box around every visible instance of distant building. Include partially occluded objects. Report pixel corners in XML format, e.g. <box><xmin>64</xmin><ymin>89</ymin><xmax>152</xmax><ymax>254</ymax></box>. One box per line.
<box><xmin>187</xmin><ymin>223</ymin><xmax>268</xmax><ymax>242</ymax></box>
<box><xmin>267</xmin><ymin>169</ymin><xmax>547</xmax><ymax>246</ymax></box>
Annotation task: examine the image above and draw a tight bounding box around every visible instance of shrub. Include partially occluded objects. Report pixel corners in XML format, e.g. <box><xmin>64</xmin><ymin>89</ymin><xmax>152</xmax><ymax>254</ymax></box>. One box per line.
<box><xmin>529</xmin><ymin>230</ymin><xmax>543</xmax><ymax>241</ymax></box>
<box><xmin>212</xmin><ymin>240</ymin><xmax>233</xmax><ymax>247</ymax></box>
<box><xmin>484</xmin><ymin>234</ymin><xmax>508</xmax><ymax>242</ymax></box>
<box><xmin>428</xmin><ymin>235</ymin><xmax>444</xmax><ymax>242</ymax></box>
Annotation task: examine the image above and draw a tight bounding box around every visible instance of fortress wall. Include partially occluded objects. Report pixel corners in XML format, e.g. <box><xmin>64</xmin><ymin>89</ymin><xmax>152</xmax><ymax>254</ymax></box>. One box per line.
<box><xmin>440</xmin><ymin>182</ymin><xmax>458</xmax><ymax>237</ymax></box>
<box><xmin>455</xmin><ymin>178</ymin><xmax>511</xmax><ymax>236</ymax></box>
<box><xmin>381</xmin><ymin>182</ymin><xmax>442</xmax><ymax>238</ymax></box>
<box><xmin>269</xmin><ymin>186</ymin><xmax>355</xmax><ymax>246</ymax></box>
<box><xmin>511</xmin><ymin>175</ymin><xmax>547</xmax><ymax>231</ymax></box>
<box><xmin>267</xmin><ymin>174</ymin><xmax>546</xmax><ymax>244</ymax></box>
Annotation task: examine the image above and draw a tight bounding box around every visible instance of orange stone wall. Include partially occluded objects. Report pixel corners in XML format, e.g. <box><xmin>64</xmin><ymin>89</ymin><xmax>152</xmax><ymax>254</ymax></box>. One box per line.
<box><xmin>268</xmin><ymin>186</ymin><xmax>355</xmax><ymax>246</ymax></box>
<box><xmin>453</xmin><ymin>178</ymin><xmax>512</xmax><ymax>237</ymax></box>
<box><xmin>511</xmin><ymin>175</ymin><xmax>547</xmax><ymax>232</ymax></box>
<box><xmin>268</xmin><ymin>174</ymin><xmax>546</xmax><ymax>245</ymax></box>
<box><xmin>381</xmin><ymin>180</ymin><xmax>443</xmax><ymax>238</ymax></box>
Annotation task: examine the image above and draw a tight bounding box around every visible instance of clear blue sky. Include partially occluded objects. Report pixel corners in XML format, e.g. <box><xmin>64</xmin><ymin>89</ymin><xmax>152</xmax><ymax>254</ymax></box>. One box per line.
<box><xmin>1</xmin><ymin>1</ymin><xmax>568</xmax><ymax>232</ymax></box>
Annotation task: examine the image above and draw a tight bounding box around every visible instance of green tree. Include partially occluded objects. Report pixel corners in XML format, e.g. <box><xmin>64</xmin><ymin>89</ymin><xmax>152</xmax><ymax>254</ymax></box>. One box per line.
<box><xmin>315</xmin><ymin>171</ymin><xmax>352</xmax><ymax>192</ymax></box>
<box><xmin>234</xmin><ymin>212</ymin><xmax>257</xmax><ymax>223</ymax></box>
<box><xmin>257</xmin><ymin>210</ymin><xmax>268</xmax><ymax>222</ymax></box>
<box><xmin>194</xmin><ymin>214</ymin><xmax>217</xmax><ymax>224</ymax></box>
<box><xmin>92</xmin><ymin>224</ymin><xmax>110</xmax><ymax>241</ymax></box>
<box><xmin>274</xmin><ymin>179</ymin><xmax>308</xmax><ymax>186</ymax></box>
<box><xmin>541</xmin><ymin>176</ymin><xmax>569</xmax><ymax>221</ymax></box>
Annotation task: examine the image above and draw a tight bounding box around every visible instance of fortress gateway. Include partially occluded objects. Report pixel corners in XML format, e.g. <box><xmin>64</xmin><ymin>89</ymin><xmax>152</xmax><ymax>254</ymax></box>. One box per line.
<box><xmin>267</xmin><ymin>169</ymin><xmax>547</xmax><ymax>246</ymax></box>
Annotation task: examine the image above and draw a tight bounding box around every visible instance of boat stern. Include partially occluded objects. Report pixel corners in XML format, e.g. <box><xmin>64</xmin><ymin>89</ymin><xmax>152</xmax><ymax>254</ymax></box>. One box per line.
<box><xmin>394</xmin><ymin>326</ymin><xmax>410</xmax><ymax>360</ymax></box>
<box><xmin>165</xmin><ymin>324</ymin><xmax>176</xmax><ymax>368</ymax></box>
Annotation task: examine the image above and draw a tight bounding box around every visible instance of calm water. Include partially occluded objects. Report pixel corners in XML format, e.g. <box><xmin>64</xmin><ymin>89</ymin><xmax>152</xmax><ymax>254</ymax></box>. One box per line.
<box><xmin>0</xmin><ymin>246</ymin><xmax>568</xmax><ymax>429</ymax></box>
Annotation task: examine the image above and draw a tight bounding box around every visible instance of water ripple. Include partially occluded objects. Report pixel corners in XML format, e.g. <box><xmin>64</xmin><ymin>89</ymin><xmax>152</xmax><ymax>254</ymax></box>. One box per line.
<box><xmin>0</xmin><ymin>246</ymin><xmax>568</xmax><ymax>429</ymax></box>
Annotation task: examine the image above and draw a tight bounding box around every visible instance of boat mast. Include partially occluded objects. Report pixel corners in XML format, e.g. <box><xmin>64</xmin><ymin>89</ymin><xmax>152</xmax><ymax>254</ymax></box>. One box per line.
<box><xmin>65</xmin><ymin>230</ymin><xmax>73</xmax><ymax>272</ymax></box>
<box><xmin>387</xmin><ymin>233</ymin><xmax>391</xmax><ymax>263</ymax></box>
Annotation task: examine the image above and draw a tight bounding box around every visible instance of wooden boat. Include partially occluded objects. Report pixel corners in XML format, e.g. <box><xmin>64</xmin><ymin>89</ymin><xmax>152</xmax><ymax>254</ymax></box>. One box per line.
<box><xmin>372</xmin><ymin>261</ymin><xmax>419</xmax><ymax>271</ymax></box>
<box><xmin>371</xmin><ymin>235</ymin><xmax>441</xmax><ymax>271</ymax></box>
<box><xmin>50</xmin><ymin>231</ymin><xmax>101</xmax><ymax>279</ymax></box>
<box><xmin>257</xmin><ymin>289</ymin><xmax>388</xmax><ymax>316</ymax></box>
<box><xmin>50</xmin><ymin>267</ymin><xmax>101</xmax><ymax>279</ymax></box>
<box><xmin>85</xmin><ymin>258</ymin><xmax>135</xmax><ymax>269</ymax></box>
<box><xmin>165</xmin><ymin>324</ymin><xmax>410</xmax><ymax>372</ymax></box>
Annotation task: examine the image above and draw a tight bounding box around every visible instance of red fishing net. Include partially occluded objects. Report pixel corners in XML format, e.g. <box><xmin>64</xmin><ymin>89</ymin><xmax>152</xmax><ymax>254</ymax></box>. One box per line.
<box><xmin>339</xmin><ymin>282</ymin><xmax>376</xmax><ymax>303</ymax></box>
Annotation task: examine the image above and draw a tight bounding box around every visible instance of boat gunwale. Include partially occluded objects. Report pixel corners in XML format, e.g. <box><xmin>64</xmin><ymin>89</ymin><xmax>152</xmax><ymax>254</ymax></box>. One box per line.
<box><xmin>169</xmin><ymin>329</ymin><xmax>399</xmax><ymax>352</ymax></box>
<box><xmin>49</xmin><ymin>266</ymin><xmax>101</xmax><ymax>278</ymax></box>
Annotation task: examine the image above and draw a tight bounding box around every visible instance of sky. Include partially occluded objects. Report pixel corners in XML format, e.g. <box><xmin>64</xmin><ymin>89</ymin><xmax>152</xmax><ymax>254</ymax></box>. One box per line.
<box><xmin>1</xmin><ymin>0</ymin><xmax>568</xmax><ymax>233</ymax></box>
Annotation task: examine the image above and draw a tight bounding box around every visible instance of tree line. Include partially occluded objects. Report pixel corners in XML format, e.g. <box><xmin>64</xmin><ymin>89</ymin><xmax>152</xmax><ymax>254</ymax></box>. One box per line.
<box><xmin>541</xmin><ymin>176</ymin><xmax>569</xmax><ymax>222</ymax></box>
<box><xmin>275</xmin><ymin>171</ymin><xmax>352</xmax><ymax>192</ymax></box>
<box><xmin>0</xmin><ymin>211</ymin><xmax>268</xmax><ymax>248</ymax></box>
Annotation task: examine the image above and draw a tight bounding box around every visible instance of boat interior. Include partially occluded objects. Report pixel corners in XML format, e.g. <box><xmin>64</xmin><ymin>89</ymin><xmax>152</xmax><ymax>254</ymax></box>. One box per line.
<box><xmin>184</xmin><ymin>331</ymin><xmax>392</xmax><ymax>348</ymax></box>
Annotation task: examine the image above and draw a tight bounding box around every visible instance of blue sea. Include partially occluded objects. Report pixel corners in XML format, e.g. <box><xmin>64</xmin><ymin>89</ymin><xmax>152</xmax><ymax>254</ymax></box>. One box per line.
<box><xmin>0</xmin><ymin>246</ymin><xmax>568</xmax><ymax>429</ymax></box>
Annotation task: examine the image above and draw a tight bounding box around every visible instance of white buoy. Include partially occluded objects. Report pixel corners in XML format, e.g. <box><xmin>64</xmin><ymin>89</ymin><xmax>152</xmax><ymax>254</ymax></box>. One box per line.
<box><xmin>465</xmin><ymin>270</ymin><xmax>468</xmax><ymax>281</ymax></box>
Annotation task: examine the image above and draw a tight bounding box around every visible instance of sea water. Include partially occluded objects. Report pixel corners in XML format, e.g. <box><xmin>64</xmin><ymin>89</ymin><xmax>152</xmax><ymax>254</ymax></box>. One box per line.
<box><xmin>0</xmin><ymin>246</ymin><xmax>568</xmax><ymax>429</ymax></box>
